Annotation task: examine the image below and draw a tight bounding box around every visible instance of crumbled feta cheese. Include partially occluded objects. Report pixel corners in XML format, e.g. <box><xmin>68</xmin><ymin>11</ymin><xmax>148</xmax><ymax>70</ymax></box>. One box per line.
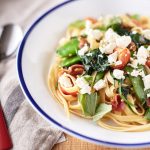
<box><xmin>143</xmin><ymin>74</ymin><xmax>150</xmax><ymax>91</ymax></box>
<box><xmin>80</xmin><ymin>84</ymin><xmax>91</xmax><ymax>94</ymax></box>
<box><xmin>137</xmin><ymin>46</ymin><xmax>149</xmax><ymax>65</ymax></box>
<box><xmin>78</xmin><ymin>44</ymin><xmax>89</xmax><ymax>56</ymax></box>
<box><xmin>76</xmin><ymin>77</ymin><xmax>88</xmax><ymax>88</ymax></box>
<box><xmin>116</xmin><ymin>36</ymin><xmax>131</xmax><ymax>48</ymax></box>
<box><xmin>58</xmin><ymin>73</ymin><xmax>72</xmax><ymax>88</ymax></box>
<box><xmin>142</xmin><ymin>29</ymin><xmax>150</xmax><ymax>40</ymax></box>
<box><xmin>88</xmin><ymin>29</ymin><xmax>102</xmax><ymax>40</ymax></box>
<box><xmin>108</xmin><ymin>51</ymin><xmax>118</xmax><ymax>64</ymax></box>
<box><xmin>105</xmin><ymin>28</ymin><xmax>119</xmax><ymax>43</ymax></box>
<box><xmin>94</xmin><ymin>79</ymin><xmax>106</xmax><ymax>91</ymax></box>
<box><xmin>100</xmin><ymin>42</ymin><xmax>116</xmax><ymax>54</ymax></box>
<box><xmin>131</xmin><ymin>70</ymin><xmax>140</xmax><ymax>77</ymax></box>
<box><xmin>113</xmin><ymin>69</ymin><xmax>125</xmax><ymax>80</ymax></box>
<box><xmin>130</xmin><ymin>69</ymin><xmax>145</xmax><ymax>77</ymax></box>
<box><xmin>76</xmin><ymin>77</ymin><xmax>91</xmax><ymax>94</ymax></box>
<box><xmin>115</xmin><ymin>60</ymin><xmax>122</xmax><ymax>65</ymax></box>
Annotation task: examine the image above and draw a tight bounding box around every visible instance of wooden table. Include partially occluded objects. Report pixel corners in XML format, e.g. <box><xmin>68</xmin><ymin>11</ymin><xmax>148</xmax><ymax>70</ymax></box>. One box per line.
<box><xmin>53</xmin><ymin>134</ymin><xmax>150</xmax><ymax>150</ymax></box>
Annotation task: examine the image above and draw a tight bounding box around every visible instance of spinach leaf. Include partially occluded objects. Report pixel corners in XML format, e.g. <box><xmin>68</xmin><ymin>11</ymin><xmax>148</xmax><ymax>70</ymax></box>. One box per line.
<box><xmin>78</xmin><ymin>92</ymin><xmax>98</xmax><ymax>116</ymax></box>
<box><xmin>80</xmin><ymin>49</ymin><xmax>109</xmax><ymax>74</ymax></box>
<box><xmin>93</xmin><ymin>103</ymin><xmax>112</xmax><ymax>121</ymax></box>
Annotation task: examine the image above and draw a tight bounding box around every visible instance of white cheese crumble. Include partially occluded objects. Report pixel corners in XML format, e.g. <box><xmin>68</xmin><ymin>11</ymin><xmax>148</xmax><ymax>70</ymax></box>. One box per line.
<box><xmin>113</xmin><ymin>69</ymin><xmax>125</xmax><ymax>80</ymax></box>
<box><xmin>143</xmin><ymin>74</ymin><xmax>150</xmax><ymax>91</ymax></box>
<box><xmin>78</xmin><ymin>44</ymin><xmax>89</xmax><ymax>56</ymax></box>
<box><xmin>76</xmin><ymin>77</ymin><xmax>91</xmax><ymax>94</ymax></box>
<box><xmin>130</xmin><ymin>69</ymin><xmax>145</xmax><ymax>77</ymax></box>
<box><xmin>137</xmin><ymin>46</ymin><xmax>149</xmax><ymax>65</ymax></box>
<box><xmin>116</xmin><ymin>36</ymin><xmax>131</xmax><ymax>48</ymax></box>
<box><xmin>58</xmin><ymin>73</ymin><xmax>72</xmax><ymax>88</ymax></box>
<box><xmin>100</xmin><ymin>42</ymin><xmax>116</xmax><ymax>54</ymax></box>
<box><xmin>108</xmin><ymin>51</ymin><xmax>118</xmax><ymax>64</ymax></box>
<box><xmin>131</xmin><ymin>70</ymin><xmax>140</xmax><ymax>77</ymax></box>
<box><xmin>105</xmin><ymin>28</ymin><xmax>119</xmax><ymax>43</ymax></box>
<box><xmin>129</xmin><ymin>59</ymin><xmax>138</xmax><ymax>68</ymax></box>
<box><xmin>94</xmin><ymin>79</ymin><xmax>106</xmax><ymax>91</ymax></box>
<box><xmin>142</xmin><ymin>29</ymin><xmax>150</xmax><ymax>40</ymax></box>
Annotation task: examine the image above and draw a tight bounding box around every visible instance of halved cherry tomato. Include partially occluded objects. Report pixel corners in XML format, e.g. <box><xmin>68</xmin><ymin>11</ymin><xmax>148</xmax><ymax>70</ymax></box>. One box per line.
<box><xmin>111</xmin><ymin>94</ymin><xmax>125</xmax><ymax>112</ymax></box>
<box><xmin>113</xmin><ymin>47</ymin><xmax>130</xmax><ymax>69</ymax></box>
<box><xmin>146</xmin><ymin>57</ymin><xmax>150</xmax><ymax>67</ymax></box>
<box><xmin>85</xmin><ymin>17</ymin><xmax>97</xmax><ymax>24</ymax></box>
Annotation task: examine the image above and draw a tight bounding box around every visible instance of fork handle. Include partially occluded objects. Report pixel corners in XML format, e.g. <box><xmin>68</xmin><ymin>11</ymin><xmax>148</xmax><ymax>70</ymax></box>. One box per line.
<box><xmin>0</xmin><ymin>103</ymin><xmax>12</xmax><ymax>149</ymax></box>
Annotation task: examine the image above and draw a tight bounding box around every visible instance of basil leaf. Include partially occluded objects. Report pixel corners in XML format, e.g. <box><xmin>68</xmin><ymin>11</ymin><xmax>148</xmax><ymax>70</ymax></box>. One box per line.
<box><xmin>93</xmin><ymin>103</ymin><xmax>112</xmax><ymax>121</ymax></box>
<box><xmin>78</xmin><ymin>92</ymin><xmax>98</xmax><ymax>116</ymax></box>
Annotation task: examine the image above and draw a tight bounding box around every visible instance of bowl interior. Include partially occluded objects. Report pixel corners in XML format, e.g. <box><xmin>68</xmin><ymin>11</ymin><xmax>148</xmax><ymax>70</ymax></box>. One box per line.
<box><xmin>18</xmin><ymin>0</ymin><xmax>150</xmax><ymax>147</ymax></box>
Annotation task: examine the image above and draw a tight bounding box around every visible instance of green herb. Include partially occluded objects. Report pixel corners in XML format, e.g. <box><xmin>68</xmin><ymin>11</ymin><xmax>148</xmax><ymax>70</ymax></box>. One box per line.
<box><xmin>57</xmin><ymin>37</ymin><xmax>79</xmax><ymax>57</ymax></box>
<box><xmin>80</xmin><ymin>49</ymin><xmax>109</xmax><ymax>74</ymax></box>
<box><xmin>130</xmin><ymin>33</ymin><xmax>150</xmax><ymax>47</ymax></box>
<box><xmin>78</xmin><ymin>92</ymin><xmax>98</xmax><ymax>116</ymax></box>
<box><xmin>145</xmin><ymin>108</ymin><xmax>150</xmax><ymax>120</ymax></box>
<box><xmin>93</xmin><ymin>103</ymin><xmax>112</xmax><ymax>121</ymax></box>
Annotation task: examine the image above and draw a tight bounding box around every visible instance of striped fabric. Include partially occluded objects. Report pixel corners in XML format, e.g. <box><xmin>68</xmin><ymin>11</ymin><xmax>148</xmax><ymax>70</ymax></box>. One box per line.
<box><xmin>0</xmin><ymin>0</ymin><xmax>66</xmax><ymax>149</ymax></box>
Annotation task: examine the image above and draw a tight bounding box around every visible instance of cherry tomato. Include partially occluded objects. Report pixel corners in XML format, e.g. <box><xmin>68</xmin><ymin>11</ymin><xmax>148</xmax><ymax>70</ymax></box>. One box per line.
<box><xmin>113</xmin><ymin>48</ymin><xmax>130</xmax><ymax>69</ymax></box>
<box><xmin>146</xmin><ymin>57</ymin><xmax>150</xmax><ymax>67</ymax></box>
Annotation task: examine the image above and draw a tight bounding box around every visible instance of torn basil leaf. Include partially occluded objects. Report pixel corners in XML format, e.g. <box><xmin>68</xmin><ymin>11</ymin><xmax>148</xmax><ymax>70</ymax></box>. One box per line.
<box><xmin>93</xmin><ymin>103</ymin><xmax>112</xmax><ymax>121</ymax></box>
<box><xmin>78</xmin><ymin>92</ymin><xmax>98</xmax><ymax>116</ymax></box>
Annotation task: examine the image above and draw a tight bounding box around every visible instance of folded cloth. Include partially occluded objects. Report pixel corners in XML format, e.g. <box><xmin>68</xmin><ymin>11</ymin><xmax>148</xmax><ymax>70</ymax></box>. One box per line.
<box><xmin>0</xmin><ymin>1</ymin><xmax>67</xmax><ymax>149</ymax></box>
<box><xmin>0</xmin><ymin>58</ymin><xmax>65</xmax><ymax>150</ymax></box>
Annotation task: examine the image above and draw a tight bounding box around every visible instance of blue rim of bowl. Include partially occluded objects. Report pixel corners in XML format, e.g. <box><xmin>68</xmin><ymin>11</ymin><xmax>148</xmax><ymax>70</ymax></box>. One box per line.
<box><xmin>17</xmin><ymin>0</ymin><xmax>150</xmax><ymax>147</ymax></box>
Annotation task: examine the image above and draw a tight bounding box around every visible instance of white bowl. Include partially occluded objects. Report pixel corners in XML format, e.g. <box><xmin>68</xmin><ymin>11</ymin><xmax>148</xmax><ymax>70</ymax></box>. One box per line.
<box><xmin>17</xmin><ymin>0</ymin><xmax>150</xmax><ymax>148</ymax></box>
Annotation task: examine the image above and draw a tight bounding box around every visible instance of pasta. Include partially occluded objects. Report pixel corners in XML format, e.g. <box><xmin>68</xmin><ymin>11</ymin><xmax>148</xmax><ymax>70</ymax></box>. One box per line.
<box><xmin>48</xmin><ymin>14</ymin><xmax>150</xmax><ymax>132</ymax></box>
